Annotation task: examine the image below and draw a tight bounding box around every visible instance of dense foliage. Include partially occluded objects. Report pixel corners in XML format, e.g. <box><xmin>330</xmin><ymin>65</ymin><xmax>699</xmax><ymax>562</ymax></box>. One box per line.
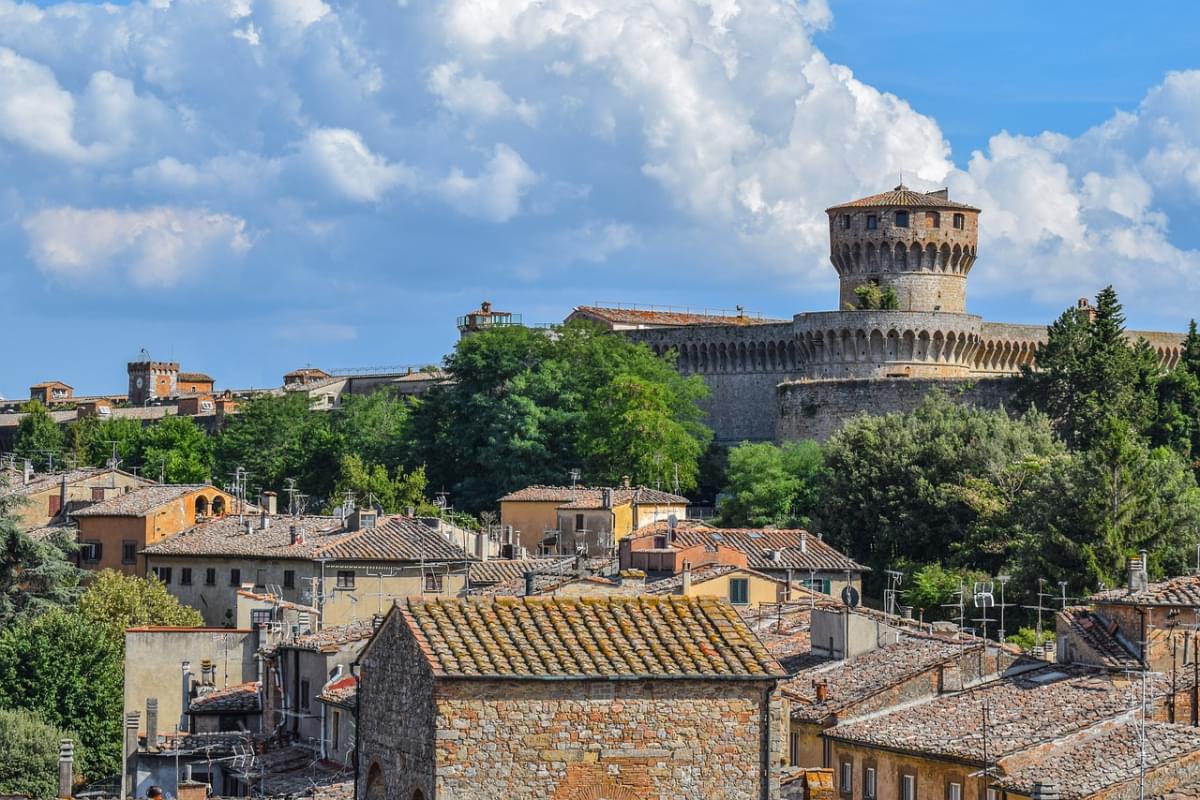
<box><xmin>13</xmin><ymin>401</ymin><xmax>66</xmax><ymax>471</ymax></box>
<box><xmin>0</xmin><ymin>708</ymin><xmax>82</xmax><ymax>800</ymax></box>
<box><xmin>0</xmin><ymin>485</ymin><xmax>84</xmax><ymax>625</ymax></box>
<box><xmin>77</xmin><ymin>570</ymin><xmax>204</xmax><ymax>642</ymax></box>
<box><xmin>717</xmin><ymin>441</ymin><xmax>826</xmax><ymax>528</ymax></box>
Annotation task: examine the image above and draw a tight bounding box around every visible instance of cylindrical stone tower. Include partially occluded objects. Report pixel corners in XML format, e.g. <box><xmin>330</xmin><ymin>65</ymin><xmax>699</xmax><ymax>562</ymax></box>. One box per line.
<box><xmin>825</xmin><ymin>185</ymin><xmax>980</xmax><ymax>314</ymax></box>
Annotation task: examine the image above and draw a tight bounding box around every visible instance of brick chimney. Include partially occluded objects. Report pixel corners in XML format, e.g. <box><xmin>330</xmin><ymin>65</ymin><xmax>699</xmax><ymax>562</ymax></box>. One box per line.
<box><xmin>814</xmin><ymin>679</ymin><xmax>828</xmax><ymax>703</ymax></box>
<box><xmin>122</xmin><ymin>712</ymin><xmax>139</xmax><ymax>798</ymax></box>
<box><xmin>57</xmin><ymin>740</ymin><xmax>73</xmax><ymax>800</ymax></box>
<box><xmin>145</xmin><ymin>698</ymin><xmax>158</xmax><ymax>751</ymax></box>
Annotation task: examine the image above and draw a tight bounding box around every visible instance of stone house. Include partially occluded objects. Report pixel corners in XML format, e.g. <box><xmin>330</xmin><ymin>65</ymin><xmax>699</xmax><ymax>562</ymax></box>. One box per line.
<box><xmin>29</xmin><ymin>380</ymin><xmax>73</xmax><ymax>405</ymax></box>
<box><xmin>621</xmin><ymin>520</ymin><xmax>867</xmax><ymax>598</ymax></box>
<box><xmin>73</xmin><ymin>483</ymin><xmax>237</xmax><ymax>575</ymax></box>
<box><xmin>143</xmin><ymin>508</ymin><xmax>474</xmax><ymax>627</ymax></box>
<box><xmin>357</xmin><ymin>594</ymin><xmax>788</xmax><ymax>800</ymax></box>
<box><xmin>4</xmin><ymin>465</ymin><xmax>152</xmax><ymax>530</ymax></box>
<box><xmin>498</xmin><ymin>484</ymin><xmax>689</xmax><ymax>556</ymax></box>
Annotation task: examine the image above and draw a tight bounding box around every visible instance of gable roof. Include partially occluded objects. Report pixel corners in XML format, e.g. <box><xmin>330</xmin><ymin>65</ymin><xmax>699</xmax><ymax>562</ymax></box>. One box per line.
<box><xmin>826</xmin><ymin>185</ymin><xmax>980</xmax><ymax>212</ymax></box>
<box><xmin>498</xmin><ymin>484</ymin><xmax>689</xmax><ymax>507</ymax></box>
<box><xmin>1058</xmin><ymin>607</ymin><xmax>1140</xmax><ymax>669</ymax></box>
<box><xmin>396</xmin><ymin>595</ymin><xmax>786</xmax><ymax>680</ymax></box>
<box><xmin>312</xmin><ymin>516</ymin><xmax>472</xmax><ymax>562</ymax></box>
<box><xmin>633</xmin><ymin>521</ymin><xmax>868</xmax><ymax>573</ymax></box>
<box><xmin>71</xmin><ymin>484</ymin><xmax>214</xmax><ymax>517</ymax></box>
<box><xmin>3</xmin><ymin>466</ymin><xmax>150</xmax><ymax>497</ymax></box>
<box><xmin>1089</xmin><ymin>575</ymin><xmax>1200</xmax><ymax>608</ymax></box>
<box><xmin>646</xmin><ymin>563</ymin><xmax>781</xmax><ymax>594</ymax></box>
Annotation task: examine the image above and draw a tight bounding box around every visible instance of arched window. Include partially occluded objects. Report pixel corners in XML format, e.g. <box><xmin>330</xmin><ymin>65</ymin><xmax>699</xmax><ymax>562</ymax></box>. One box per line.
<box><xmin>953</xmin><ymin>213</ymin><xmax>965</xmax><ymax>229</ymax></box>
<box><xmin>211</xmin><ymin>496</ymin><xmax>226</xmax><ymax>516</ymax></box>
<box><xmin>894</xmin><ymin>211</ymin><xmax>909</xmax><ymax>228</ymax></box>
<box><xmin>195</xmin><ymin>496</ymin><xmax>210</xmax><ymax>519</ymax></box>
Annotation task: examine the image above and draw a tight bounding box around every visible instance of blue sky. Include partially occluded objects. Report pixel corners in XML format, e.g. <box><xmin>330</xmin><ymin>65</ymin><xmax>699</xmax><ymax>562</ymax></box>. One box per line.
<box><xmin>3</xmin><ymin>0</ymin><xmax>1200</xmax><ymax>398</ymax></box>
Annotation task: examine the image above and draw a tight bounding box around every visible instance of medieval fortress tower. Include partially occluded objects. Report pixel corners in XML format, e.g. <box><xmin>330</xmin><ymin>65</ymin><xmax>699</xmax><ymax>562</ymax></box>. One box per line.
<box><xmin>575</xmin><ymin>185</ymin><xmax>1188</xmax><ymax>443</ymax></box>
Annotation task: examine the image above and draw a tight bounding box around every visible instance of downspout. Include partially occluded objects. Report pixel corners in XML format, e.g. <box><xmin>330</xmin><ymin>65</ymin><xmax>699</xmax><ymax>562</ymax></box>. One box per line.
<box><xmin>318</xmin><ymin>559</ymin><xmax>328</xmax><ymax>631</ymax></box>
<box><xmin>759</xmin><ymin>683</ymin><xmax>775</xmax><ymax>800</ymax></box>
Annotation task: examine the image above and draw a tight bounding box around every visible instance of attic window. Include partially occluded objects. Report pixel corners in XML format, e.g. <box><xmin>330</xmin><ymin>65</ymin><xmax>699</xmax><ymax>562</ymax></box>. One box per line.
<box><xmin>654</xmin><ymin>535</ymin><xmax>668</xmax><ymax>549</ymax></box>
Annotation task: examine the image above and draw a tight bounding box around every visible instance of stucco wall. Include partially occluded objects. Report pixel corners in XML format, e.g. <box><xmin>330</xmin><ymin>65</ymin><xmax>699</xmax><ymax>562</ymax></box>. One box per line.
<box><xmin>500</xmin><ymin>500</ymin><xmax>561</xmax><ymax>554</ymax></box>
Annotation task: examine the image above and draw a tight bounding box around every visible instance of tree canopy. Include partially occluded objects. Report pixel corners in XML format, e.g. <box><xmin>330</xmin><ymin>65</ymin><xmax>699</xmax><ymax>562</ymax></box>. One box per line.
<box><xmin>0</xmin><ymin>487</ymin><xmax>84</xmax><ymax>626</ymax></box>
<box><xmin>14</xmin><ymin>402</ymin><xmax>65</xmax><ymax>471</ymax></box>
<box><xmin>76</xmin><ymin>570</ymin><xmax>204</xmax><ymax>643</ymax></box>
<box><xmin>718</xmin><ymin>440</ymin><xmax>826</xmax><ymax>528</ymax></box>
<box><xmin>0</xmin><ymin>708</ymin><xmax>82</xmax><ymax>800</ymax></box>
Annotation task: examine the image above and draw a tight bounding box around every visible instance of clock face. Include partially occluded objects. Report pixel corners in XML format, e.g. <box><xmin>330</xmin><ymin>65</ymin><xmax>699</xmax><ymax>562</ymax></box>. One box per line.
<box><xmin>136</xmin><ymin>377</ymin><xmax>144</xmax><ymax>388</ymax></box>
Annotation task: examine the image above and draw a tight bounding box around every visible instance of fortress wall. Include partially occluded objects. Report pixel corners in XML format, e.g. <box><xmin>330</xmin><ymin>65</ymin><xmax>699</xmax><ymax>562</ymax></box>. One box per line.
<box><xmin>776</xmin><ymin>377</ymin><xmax>1020</xmax><ymax>442</ymax></box>
<box><xmin>839</xmin><ymin>271</ymin><xmax>966</xmax><ymax>315</ymax></box>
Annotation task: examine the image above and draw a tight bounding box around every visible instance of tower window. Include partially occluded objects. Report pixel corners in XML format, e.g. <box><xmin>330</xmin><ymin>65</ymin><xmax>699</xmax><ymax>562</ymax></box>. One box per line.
<box><xmin>894</xmin><ymin>211</ymin><xmax>909</xmax><ymax>228</ymax></box>
<box><xmin>866</xmin><ymin>215</ymin><xmax>878</xmax><ymax>230</ymax></box>
<box><xmin>953</xmin><ymin>213</ymin><xmax>965</xmax><ymax>229</ymax></box>
<box><xmin>841</xmin><ymin>214</ymin><xmax>851</xmax><ymax>229</ymax></box>
<box><xmin>926</xmin><ymin>211</ymin><xmax>940</xmax><ymax>228</ymax></box>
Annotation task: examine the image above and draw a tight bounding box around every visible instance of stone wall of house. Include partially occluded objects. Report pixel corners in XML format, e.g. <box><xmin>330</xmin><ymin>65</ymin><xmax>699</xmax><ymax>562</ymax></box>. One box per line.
<box><xmin>776</xmin><ymin>377</ymin><xmax>1019</xmax><ymax>442</ymax></box>
<box><xmin>357</xmin><ymin>618</ymin><xmax>437</xmax><ymax>800</ymax></box>
<box><xmin>430</xmin><ymin>679</ymin><xmax>781</xmax><ymax>800</ymax></box>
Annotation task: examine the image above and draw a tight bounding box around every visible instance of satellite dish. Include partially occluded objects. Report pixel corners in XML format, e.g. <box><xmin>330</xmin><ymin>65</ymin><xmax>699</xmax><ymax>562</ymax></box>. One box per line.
<box><xmin>841</xmin><ymin>586</ymin><xmax>860</xmax><ymax>608</ymax></box>
<box><xmin>667</xmin><ymin>514</ymin><xmax>678</xmax><ymax>529</ymax></box>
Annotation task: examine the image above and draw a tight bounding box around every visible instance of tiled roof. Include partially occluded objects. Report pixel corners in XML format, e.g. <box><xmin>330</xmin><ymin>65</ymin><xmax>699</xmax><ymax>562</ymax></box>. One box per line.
<box><xmin>286</xmin><ymin>620</ymin><xmax>377</xmax><ymax>652</ymax></box>
<box><xmin>2</xmin><ymin>466</ymin><xmax>138</xmax><ymax>497</ymax></box>
<box><xmin>633</xmin><ymin>521</ymin><xmax>868</xmax><ymax>573</ymax></box>
<box><xmin>497</xmin><ymin>484</ymin><xmax>689</xmax><ymax>507</ymax></box>
<box><xmin>1058</xmin><ymin>607</ymin><xmax>1140</xmax><ymax>669</ymax></box>
<box><xmin>189</xmin><ymin>681</ymin><xmax>261</xmax><ymax>714</ymax></box>
<box><xmin>827</xmin><ymin>665</ymin><xmax>1165</xmax><ymax>761</ymax></box>
<box><xmin>177</xmin><ymin>372</ymin><xmax>213</xmax><ymax>382</ymax></box>
<box><xmin>826</xmin><ymin>185</ymin><xmax>980</xmax><ymax>212</ymax></box>
<box><xmin>998</xmin><ymin>719</ymin><xmax>1200</xmax><ymax>799</ymax></box>
<box><xmin>1089</xmin><ymin>575</ymin><xmax>1200</xmax><ymax>607</ymax></box>
<box><xmin>317</xmin><ymin>675</ymin><xmax>358</xmax><ymax>708</ymax></box>
<box><xmin>144</xmin><ymin>514</ymin><xmax>473</xmax><ymax>563</ymax></box>
<box><xmin>571</xmin><ymin>306</ymin><xmax>785</xmax><ymax>327</ymax></box>
<box><xmin>396</xmin><ymin>595</ymin><xmax>786</xmax><ymax>679</ymax></box>
<box><xmin>782</xmin><ymin>637</ymin><xmax>969</xmax><ymax>722</ymax></box>
<box><xmin>647</xmin><ymin>564</ymin><xmax>781</xmax><ymax>593</ymax></box>
<box><xmin>468</xmin><ymin>557</ymin><xmax>576</xmax><ymax>585</ymax></box>
<box><xmin>157</xmin><ymin>731</ymin><xmax>249</xmax><ymax>754</ymax></box>
<box><xmin>23</xmin><ymin>523</ymin><xmax>77</xmax><ymax>542</ymax></box>
<box><xmin>71</xmin><ymin>484</ymin><xmax>209</xmax><ymax>517</ymax></box>
<box><xmin>30</xmin><ymin>380</ymin><xmax>72</xmax><ymax>389</ymax></box>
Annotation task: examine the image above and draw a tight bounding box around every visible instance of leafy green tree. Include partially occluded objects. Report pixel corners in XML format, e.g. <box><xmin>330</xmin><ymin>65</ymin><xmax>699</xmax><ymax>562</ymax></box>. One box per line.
<box><xmin>74</xmin><ymin>417</ymin><xmax>143</xmax><ymax>470</ymax></box>
<box><xmin>718</xmin><ymin>441</ymin><xmax>826</xmax><ymax>527</ymax></box>
<box><xmin>903</xmin><ymin>563</ymin><xmax>989</xmax><ymax>621</ymax></box>
<box><xmin>0</xmin><ymin>610</ymin><xmax>122</xmax><ymax>779</ymax></box>
<box><xmin>0</xmin><ymin>485</ymin><xmax>85</xmax><ymax>625</ymax></box>
<box><xmin>132</xmin><ymin>416</ymin><xmax>214</xmax><ymax>483</ymax></box>
<box><xmin>76</xmin><ymin>570</ymin><xmax>203</xmax><ymax>643</ymax></box>
<box><xmin>332</xmin><ymin>393</ymin><xmax>411</xmax><ymax>471</ymax></box>
<box><xmin>1006</xmin><ymin>627</ymin><xmax>1055</xmax><ymax>651</ymax></box>
<box><xmin>327</xmin><ymin>454</ymin><xmax>396</xmax><ymax>513</ymax></box>
<box><xmin>394</xmin><ymin>465</ymin><xmax>440</xmax><ymax>516</ymax></box>
<box><xmin>0</xmin><ymin>708</ymin><xmax>82</xmax><ymax>800</ymax></box>
<box><xmin>14</xmin><ymin>401</ymin><xmax>65</xmax><ymax>470</ymax></box>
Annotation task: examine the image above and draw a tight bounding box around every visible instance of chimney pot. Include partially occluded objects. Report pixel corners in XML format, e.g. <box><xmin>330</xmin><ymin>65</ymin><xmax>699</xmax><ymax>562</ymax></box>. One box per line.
<box><xmin>681</xmin><ymin>561</ymin><xmax>692</xmax><ymax>594</ymax></box>
<box><xmin>23</xmin><ymin>459</ymin><xmax>33</xmax><ymax>485</ymax></box>
<box><xmin>800</xmin><ymin>532</ymin><xmax>807</xmax><ymax>554</ymax></box>
<box><xmin>58</xmin><ymin>740</ymin><xmax>73</xmax><ymax>800</ymax></box>
<box><xmin>814</xmin><ymin>680</ymin><xmax>828</xmax><ymax>703</ymax></box>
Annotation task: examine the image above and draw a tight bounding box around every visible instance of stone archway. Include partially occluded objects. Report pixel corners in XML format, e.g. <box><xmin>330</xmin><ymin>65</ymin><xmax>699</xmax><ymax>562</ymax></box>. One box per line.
<box><xmin>364</xmin><ymin>762</ymin><xmax>385</xmax><ymax>800</ymax></box>
<box><xmin>560</xmin><ymin>784</ymin><xmax>644</xmax><ymax>800</ymax></box>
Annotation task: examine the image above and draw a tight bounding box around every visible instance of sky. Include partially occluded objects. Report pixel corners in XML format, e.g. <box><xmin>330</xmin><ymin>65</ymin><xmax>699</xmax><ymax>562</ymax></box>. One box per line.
<box><xmin>4</xmin><ymin>0</ymin><xmax>1200</xmax><ymax>398</ymax></box>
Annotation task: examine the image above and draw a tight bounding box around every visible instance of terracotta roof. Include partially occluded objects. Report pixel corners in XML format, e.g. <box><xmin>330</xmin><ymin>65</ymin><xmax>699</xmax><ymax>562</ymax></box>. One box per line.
<box><xmin>468</xmin><ymin>557</ymin><xmax>576</xmax><ymax>586</ymax></box>
<box><xmin>633</xmin><ymin>521</ymin><xmax>867</xmax><ymax>573</ymax></box>
<box><xmin>286</xmin><ymin>620</ymin><xmax>377</xmax><ymax>652</ymax></box>
<box><xmin>1058</xmin><ymin>607</ymin><xmax>1140</xmax><ymax>669</ymax></box>
<box><xmin>1089</xmin><ymin>575</ymin><xmax>1200</xmax><ymax>607</ymax></box>
<box><xmin>318</xmin><ymin>675</ymin><xmax>358</xmax><ymax>708</ymax></box>
<box><xmin>71</xmin><ymin>484</ymin><xmax>213</xmax><ymax>516</ymax></box>
<box><xmin>177</xmin><ymin>372</ymin><xmax>214</xmax><ymax>383</ymax></box>
<box><xmin>144</xmin><ymin>514</ymin><xmax>473</xmax><ymax>563</ymax></box>
<box><xmin>3</xmin><ymin>466</ymin><xmax>146</xmax><ymax>497</ymax></box>
<box><xmin>157</xmin><ymin>731</ymin><xmax>249</xmax><ymax>754</ymax></box>
<box><xmin>571</xmin><ymin>306</ymin><xmax>785</xmax><ymax>327</ymax></box>
<box><xmin>396</xmin><ymin>595</ymin><xmax>787</xmax><ymax>679</ymax></box>
<box><xmin>497</xmin><ymin>484</ymin><xmax>688</xmax><ymax>507</ymax></box>
<box><xmin>998</xmin><ymin>719</ymin><xmax>1200</xmax><ymax>799</ymax></box>
<box><xmin>827</xmin><ymin>664</ymin><xmax>1167</xmax><ymax>761</ymax></box>
<box><xmin>647</xmin><ymin>564</ymin><xmax>783</xmax><ymax>594</ymax></box>
<box><xmin>782</xmin><ymin>637</ymin><xmax>970</xmax><ymax>722</ymax></box>
<box><xmin>825</xmin><ymin>185</ymin><xmax>980</xmax><ymax>212</ymax></box>
<box><xmin>189</xmin><ymin>681</ymin><xmax>261</xmax><ymax>714</ymax></box>
<box><xmin>23</xmin><ymin>523</ymin><xmax>77</xmax><ymax>542</ymax></box>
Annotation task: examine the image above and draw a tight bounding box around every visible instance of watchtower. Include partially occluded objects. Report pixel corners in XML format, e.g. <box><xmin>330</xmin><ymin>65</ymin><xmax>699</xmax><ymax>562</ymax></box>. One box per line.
<box><xmin>127</xmin><ymin>349</ymin><xmax>180</xmax><ymax>405</ymax></box>
<box><xmin>825</xmin><ymin>185</ymin><xmax>980</xmax><ymax>314</ymax></box>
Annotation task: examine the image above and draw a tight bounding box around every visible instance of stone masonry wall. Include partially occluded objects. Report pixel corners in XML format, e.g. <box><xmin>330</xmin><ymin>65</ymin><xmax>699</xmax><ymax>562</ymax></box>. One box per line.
<box><xmin>776</xmin><ymin>377</ymin><xmax>1018</xmax><ymax>442</ymax></box>
<box><xmin>431</xmin><ymin>679</ymin><xmax>780</xmax><ymax>800</ymax></box>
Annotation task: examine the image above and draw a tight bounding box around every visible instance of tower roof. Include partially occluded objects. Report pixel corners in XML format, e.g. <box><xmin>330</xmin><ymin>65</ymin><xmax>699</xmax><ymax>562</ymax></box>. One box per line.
<box><xmin>826</xmin><ymin>184</ymin><xmax>980</xmax><ymax>213</ymax></box>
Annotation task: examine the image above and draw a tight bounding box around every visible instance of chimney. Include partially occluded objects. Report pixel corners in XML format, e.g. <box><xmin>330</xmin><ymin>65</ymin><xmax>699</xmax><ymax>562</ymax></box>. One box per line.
<box><xmin>619</xmin><ymin>569</ymin><xmax>646</xmax><ymax>595</ymax></box>
<box><xmin>814</xmin><ymin>680</ymin><xmax>828</xmax><ymax>703</ymax></box>
<box><xmin>145</xmin><ymin>698</ymin><xmax>158</xmax><ymax>751</ymax></box>
<box><xmin>58</xmin><ymin>740</ymin><xmax>73</xmax><ymax>800</ymax></box>
<box><xmin>621</xmin><ymin>475</ymin><xmax>631</xmax><ymax>489</ymax></box>
<box><xmin>800</xmin><ymin>532</ymin><xmax>808</xmax><ymax>554</ymax></box>
<box><xmin>243</xmin><ymin>518</ymin><xmax>252</xmax><ymax>536</ymax></box>
<box><xmin>290</xmin><ymin>524</ymin><xmax>304</xmax><ymax>546</ymax></box>
<box><xmin>927</xmin><ymin>187</ymin><xmax>950</xmax><ymax>200</ymax></box>
<box><xmin>259</xmin><ymin>510</ymin><xmax>271</xmax><ymax>530</ymax></box>
<box><xmin>602</xmin><ymin>488</ymin><xmax>614</xmax><ymax>509</ymax></box>
<box><xmin>261</xmin><ymin>491</ymin><xmax>277</xmax><ymax>515</ymax></box>
<box><xmin>180</xmin><ymin>661</ymin><xmax>192</xmax><ymax>730</ymax></box>
<box><xmin>1128</xmin><ymin>553</ymin><xmax>1149</xmax><ymax>593</ymax></box>
<box><xmin>122</xmin><ymin>712</ymin><xmax>139</xmax><ymax>798</ymax></box>
<box><xmin>347</xmin><ymin>507</ymin><xmax>377</xmax><ymax>531</ymax></box>
<box><xmin>23</xmin><ymin>459</ymin><xmax>33</xmax><ymax>485</ymax></box>
<box><xmin>201</xmin><ymin>658</ymin><xmax>215</xmax><ymax>687</ymax></box>
<box><xmin>770</xmin><ymin>549</ymin><xmax>783</xmax><ymax>564</ymax></box>
<box><xmin>1032</xmin><ymin>783</ymin><xmax>1060</xmax><ymax>800</ymax></box>
<box><xmin>524</xmin><ymin>571</ymin><xmax>536</xmax><ymax>597</ymax></box>
<box><xmin>681</xmin><ymin>561</ymin><xmax>692</xmax><ymax>594</ymax></box>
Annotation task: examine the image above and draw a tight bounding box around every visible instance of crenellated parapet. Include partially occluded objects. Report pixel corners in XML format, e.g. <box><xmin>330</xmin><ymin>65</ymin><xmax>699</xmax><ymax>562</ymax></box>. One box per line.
<box><xmin>792</xmin><ymin>311</ymin><xmax>983</xmax><ymax>379</ymax></box>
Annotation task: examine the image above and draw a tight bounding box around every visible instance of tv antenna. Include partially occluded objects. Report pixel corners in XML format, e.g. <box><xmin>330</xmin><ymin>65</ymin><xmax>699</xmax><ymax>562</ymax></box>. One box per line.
<box><xmin>884</xmin><ymin>569</ymin><xmax>904</xmax><ymax>617</ymax></box>
<box><xmin>1020</xmin><ymin>578</ymin><xmax>1058</xmax><ymax>654</ymax></box>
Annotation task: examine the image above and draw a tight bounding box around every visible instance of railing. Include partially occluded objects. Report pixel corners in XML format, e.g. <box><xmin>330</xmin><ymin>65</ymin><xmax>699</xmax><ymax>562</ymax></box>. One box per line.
<box><xmin>590</xmin><ymin>301</ymin><xmax>773</xmax><ymax>320</ymax></box>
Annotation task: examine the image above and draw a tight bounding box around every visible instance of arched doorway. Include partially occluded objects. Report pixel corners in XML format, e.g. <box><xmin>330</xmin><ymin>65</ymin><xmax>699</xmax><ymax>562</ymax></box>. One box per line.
<box><xmin>364</xmin><ymin>763</ymin><xmax>385</xmax><ymax>800</ymax></box>
<box><xmin>195</xmin><ymin>496</ymin><xmax>210</xmax><ymax>518</ymax></box>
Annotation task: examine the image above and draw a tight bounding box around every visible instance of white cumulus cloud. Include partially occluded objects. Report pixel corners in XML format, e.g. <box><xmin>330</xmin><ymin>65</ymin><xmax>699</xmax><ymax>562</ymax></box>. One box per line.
<box><xmin>428</xmin><ymin>61</ymin><xmax>538</xmax><ymax>125</ymax></box>
<box><xmin>437</xmin><ymin>144</ymin><xmax>538</xmax><ymax>222</ymax></box>
<box><xmin>298</xmin><ymin>127</ymin><xmax>415</xmax><ymax>203</ymax></box>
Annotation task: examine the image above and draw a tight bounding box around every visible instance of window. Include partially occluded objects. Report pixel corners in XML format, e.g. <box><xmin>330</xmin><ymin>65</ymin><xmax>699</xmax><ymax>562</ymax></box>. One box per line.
<box><xmin>336</xmin><ymin>571</ymin><xmax>356</xmax><ymax>590</ymax></box>
<box><xmin>229</xmin><ymin>568</ymin><xmax>241</xmax><ymax>586</ymax></box>
<box><xmin>81</xmin><ymin>541</ymin><xmax>102</xmax><ymax>563</ymax></box>
<box><xmin>901</xmin><ymin>774</ymin><xmax>916</xmax><ymax>800</ymax></box>
<box><xmin>180</xmin><ymin>568</ymin><xmax>193</xmax><ymax>586</ymax></box>
<box><xmin>653</xmin><ymin>535</ymin><xmax>668</xmax><ymax>549</ymax></box>
<box><xmin>864</xmin><ymin>767</ymin><xmax>876</xmax><ymax>799</ymax></box>
<box><xmin>729</xmin><ymin>577</ymin><xmax>749</xmax><ymax>605</ymax></box>
<box><xmin>153</xmin><ymin>566</ymin><xmax>172</xmax><ymax>585</ymax></box>
<box><xmin>894</xmin><ymin>211</ymin><xmax>909</xmax><ymax>228</ymax></box>
<box><xmin>789</xmin><ymin>732</ymin><xmax>799</xmax><ymax>765</ymax></box>
<box><xmin>575</xmin><ymin>513</ymin><xmax>585</xmax><ymax>531</ymax></box>
<box><xmin>332</xmin><ymin>710</ymin><xmax>340</xmax><ymax>749</ymax></box>
<box><xmin>122</xmin><ymin>541</ymin><xmax>137</xmax><ymax>565</ymax></box>
<box><xmin>926</xmin><ymin>211</ymin><xmax>940</xmax><ymax>228</ymax></box>
<box><xmin>839</xmin><ymin>761</ymin><xmax>852</xmax><ymax>794</ymax></box>
<box><xmin>953</xmin><ymin>213</ymin><xmax>965</xmax><ymax>229</ymax></box>
<box><xmin>251</xmin><ymin>609</ymin><xmax>272</xmax><ymax>627</ymax></box>
<box><xmin>946</xmin><ymin>782</ymin><xmax>961</xmax><ymax>800</ymax></box>
<box><xmin>425</xmin><ymin>572</ymin><xmax>444</xmax><ymax>592</ymax></box>
<box><xmin>866</xmin><ymin>214</ymin><xmax>878</xmax><ymax>230</ymax></box>
<box><xmin>205</xmin><ymin>568</ymin><xmax>216</xmax><ymax>586</ymax></box>
<box><xmin>300</xmin><ymin>680</ymin><xmax>310</xmax><ymax>711</ymax></box>
<box><xmin>255</xmin><ymin>568</ymin><xmax>266</xmax><ymax>588</ymax></box>
<box><xmin>92</xmin><ymin>487</ymin><xmax>106</xmax><ymax>502</ymax></box>
<box><xmin>283</xmin><ymin>570</ymin><xmax>295</xmax><ymax>590</ymax></box>
<box><xmin>841</xmin><ymin>213</ymin><xmax>851</xmax><ymax>229</ymax></box>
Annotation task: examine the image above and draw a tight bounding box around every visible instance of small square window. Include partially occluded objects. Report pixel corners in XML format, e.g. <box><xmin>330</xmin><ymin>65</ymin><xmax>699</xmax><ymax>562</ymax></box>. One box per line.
<box><xmin>229</xmin><ymin>568</ymin><xmax>241</xmax><ymax>586</ymax></box>
<box><xmin>901</xmin><ymin>774</ymin><xmax>916</xmax><ymax>800</ymax></box>
<box><xmin>894</xmin><ymin>211</ymin><xmax>909</xmax><ymax>228</ymax></box>
<box><xmin>336</xmin><ymin>571</ymin><xmax>356</xmax><ymax>590</ymax></box>
<box><xmin>205</xmin><ymin>568</ymin><xmax>216</xmax><ymax>586</ymax></box>
<box><xmin>180</xmin><ymin>568</ymin><xmax>193</xmax><ymax>586</ymax></box>
<box><xmin>251</xmin><ymin>609</ymin><xmax>272</xmax><ymax>627</ymax></box>
<box><xmin>866</xmin><ymin>214</ymin><xmax>878</xmax><ymax>230</ymax></box>
<box><xmin>926</xmin><ymin>211</ymin><xmax>940</xmax><ymax>228</ymax></box>
<box><xmin>575</xmin><ymin>513</ymin><xmax>585</xmax><ymax>531</ymax></box>
<box><xmin>729</xmin><ymin>577</ymin><xmax>749</xmax><ymax>605</ymax></box>
<box><xmin>953</xmin><ymin>213</ymin><xmax>965</xmax><ymax>229</ymax></box>
<box><xmin>425</xmin><ymin>573</ymin><xmax>444</xmax><ymax>593</ymax></box>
